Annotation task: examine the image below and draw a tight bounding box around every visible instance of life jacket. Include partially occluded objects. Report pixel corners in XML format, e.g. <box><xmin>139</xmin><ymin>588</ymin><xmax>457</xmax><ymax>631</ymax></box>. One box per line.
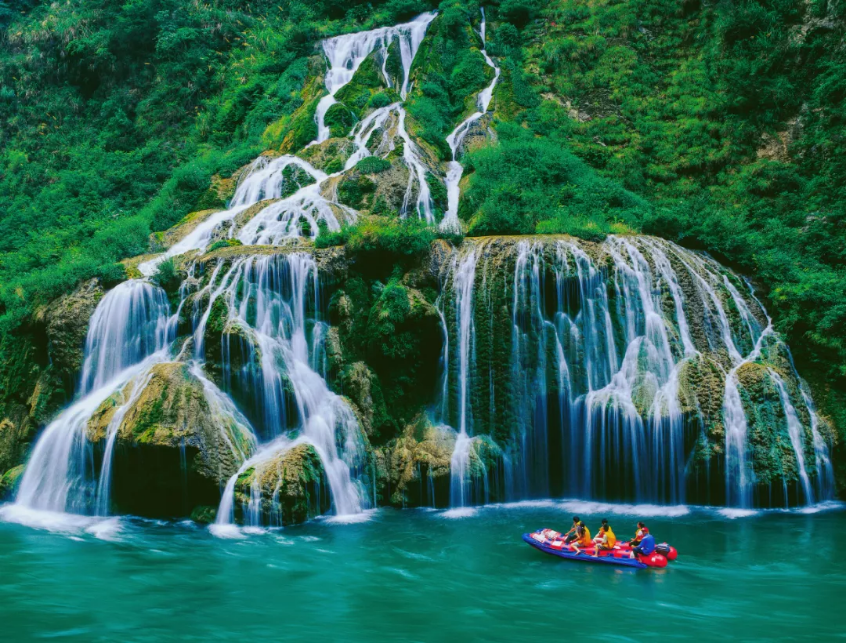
<box><xmin>578</xmin><ymin>527</ymin><xmax>592</xmax><ymax>547</ymax></box>
<box><xmin>605</xmin><ymin>527</ymin><xmax>616</xmax><ymax>547</ymax></box>
<box><xmin>633</xmin><ymin>529</ymin><xmax>644</xmax><ymax>543</ymax></box>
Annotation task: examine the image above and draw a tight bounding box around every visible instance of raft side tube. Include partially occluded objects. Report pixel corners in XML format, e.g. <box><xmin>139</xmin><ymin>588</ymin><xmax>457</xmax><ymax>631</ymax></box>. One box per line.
<box><xmin>522</xmin><ymin>533</ymin><xmax>648</xmax><ymax>569</ymax></box>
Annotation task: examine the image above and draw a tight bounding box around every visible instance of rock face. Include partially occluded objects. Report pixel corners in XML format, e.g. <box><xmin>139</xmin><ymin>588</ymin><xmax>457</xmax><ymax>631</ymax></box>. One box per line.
<box><xmin>232</xmin><ymin>443</ymin><xmax>327</xmax><ymax>525</ymax></box>
<box><xmin>5</xmin><ymin>232</ymin><xmax>841</xmax><ymax>522</ymax></box>
<box><xmin>86</xmin><ymin>361</ymin><xmax>255</xmax><ymax>517</ymax></box>
<box><xmin>377</xmin><ymin>420</ymin><xmax>456</xmax><ymax>507</ymax></box>
<box><xmin>0</xmin><ymin>278</ymin><xmax>103</xmax><ymax>485</ymax></box>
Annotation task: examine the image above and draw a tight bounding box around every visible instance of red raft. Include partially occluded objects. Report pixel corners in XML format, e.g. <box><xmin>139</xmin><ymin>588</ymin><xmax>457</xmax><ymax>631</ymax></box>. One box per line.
<box><xmin>523</xmin><ymin>528</ymin><xmax>678</xmax><ymax>569</ymax></box>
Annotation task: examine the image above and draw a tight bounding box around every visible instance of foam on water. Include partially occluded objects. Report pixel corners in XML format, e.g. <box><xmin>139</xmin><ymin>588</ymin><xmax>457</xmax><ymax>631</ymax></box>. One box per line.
<box><xmin>320</xmin><ymin>509</ymin><xmax>380</xmax><ymax>525</ymax></box>
<box><xmin>0</xmin><ymin>504</ymin><xmax>123</xmax><ymax>539</ymax></box>
<box><xmin>716</xmin><ymin>508</ymin><xmax>760</xmax><ymax>519</ymax></box>
<box><xmin>559</xmin><ymin>499</ymin><xmax>692</xmax><ymax>518</ymax></box>
<box><xmin>441</xmin><ymin>507</ymin><xmax>478</xmax><ymax>519</ymax></box>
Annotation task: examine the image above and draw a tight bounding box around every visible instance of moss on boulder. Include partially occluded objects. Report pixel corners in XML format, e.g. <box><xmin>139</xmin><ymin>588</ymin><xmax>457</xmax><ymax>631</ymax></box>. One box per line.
<box><xmin>86</xmin><ymin>361</ymin><xmax>255</xmax><ymax>517</ymax></box>
<box><xmin>0</xmin><ymin>464</ymin><xmax>25</xmax><ymax>500</ymax></box>
<box><xmin>233</xmin><ymin>443</ymin><xmax>326</xmax><ymax>525</ymax></box>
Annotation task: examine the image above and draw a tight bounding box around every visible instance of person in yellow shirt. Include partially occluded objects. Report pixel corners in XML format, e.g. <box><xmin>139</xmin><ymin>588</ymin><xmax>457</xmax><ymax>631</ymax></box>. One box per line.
<box><xmin>564</xmin><ymin>516</ymin><xmax>588</xmax><ymax>545</ymax></box>
<box><xmin>592</xmin><ymin>524</ymin><xmax>617</xmax><ymax>557</ymax></box>
<box><xmin>629</xmin><ymin>521</ymin><xmax>647</xmax><ymax>546</ymax></box>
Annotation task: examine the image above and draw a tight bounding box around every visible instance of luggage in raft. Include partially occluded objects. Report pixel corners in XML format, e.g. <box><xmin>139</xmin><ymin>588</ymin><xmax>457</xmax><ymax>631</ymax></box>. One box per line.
<box><xmin>523</xmin><ymin>529</ymin><xmax>678</xmax><ymax>569</ymax></box>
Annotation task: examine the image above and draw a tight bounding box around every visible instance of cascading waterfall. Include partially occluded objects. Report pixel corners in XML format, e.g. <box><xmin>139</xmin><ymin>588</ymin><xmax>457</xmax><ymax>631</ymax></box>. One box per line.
<box><xmin>79</xmin><ymin>281</ymin><xmax>172</xmax><ymax>392</ymax></box>
<box><xmin>442</xmin><ymin>250</ymin><xmax>479</xmax><ymax>508</ymax></box>
<box><xmin>206</xmin><ymin>253</ymin><xmax>368</xmax><ymax>529</ymax></box>
<box><xmin>769</xmin><ymin>370</ymin><xmax>813</xmax><ymax>504</ymax></box>
<box><xmin>15</xmin><ymin>281</ymin><xmax>175</xmax><ymax>514</ymax></box>
<box><xmin>138</xmin><ymin>155</ymin><xmax>352</xmax><ymax>276</ymax></box>
<box><xmin>312</xmin><ymin>12</ymin><xmax>436</xmax><ymax>144</ymax></box>
<box><xmin>437</xmin><ymin>236</ymin><xmax>836</xmax><ymax>509</ymax></box>
<box><xmin>440</xmin><ymin>8</ymin><xmax>500</xmax><ymax>234</ymax></box>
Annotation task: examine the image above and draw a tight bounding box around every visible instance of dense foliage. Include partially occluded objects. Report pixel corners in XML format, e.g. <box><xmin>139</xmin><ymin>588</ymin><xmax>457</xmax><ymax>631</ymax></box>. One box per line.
<box><xmin>0</xmin><ymin>0</ymin><xmax>438</xmax><ymax>330</ymax></box>
<box><xmin>456</xmin><ymin>0</ymin><xmax>844</xmax><ymax>418</ymax></box>
<box><xmin>0</xmin><ymin>0</ymin><xmax>843</xmax><ymax>424</ymax></box>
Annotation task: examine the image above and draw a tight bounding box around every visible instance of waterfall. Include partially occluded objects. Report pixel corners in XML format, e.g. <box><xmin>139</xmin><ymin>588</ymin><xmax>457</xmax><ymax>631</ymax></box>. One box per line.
<box><xmin>15</xmin><ymin>281</ymin><xmax>174</xmax><ymax>514</ymax></box>
<box><xmin>79</xmin><ymin>281</ymin><xmax>172</xmax><ymax>393</ymax></box>
<box><xmin>208</xmin><ymin>253</ymin><xmax>367</xmax><ymax>530</ymax></box>
<box><xmin>769</xmin><ymin>370</ymin><xmax>813</xmax><ymax>504</ymax></box>
<box><xmin>440</xmin><ymin>8</ymin><xmax>500</xmax><ymax>234</ymax></box>
<box><xmin>437</xmin><ymin>236</ymin><xmax>833</xmax><ymax>509</ymax></box>
<box><xmin>312</xmin><ymin>12</ymin><xmax>436</xmax><ymax>144</ymax></box>
<box><xmin>443</xmin><ymin>249</ymin><xmax>478</xmax><ymax>508</ymax></box>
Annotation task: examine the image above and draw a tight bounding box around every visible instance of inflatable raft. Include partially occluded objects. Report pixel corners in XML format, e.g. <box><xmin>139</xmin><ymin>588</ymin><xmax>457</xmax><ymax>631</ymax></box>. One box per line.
<box><xmin>523</xmin><ymin>528</ymin><xmax>677</xmax><ymax>569</ymax></box>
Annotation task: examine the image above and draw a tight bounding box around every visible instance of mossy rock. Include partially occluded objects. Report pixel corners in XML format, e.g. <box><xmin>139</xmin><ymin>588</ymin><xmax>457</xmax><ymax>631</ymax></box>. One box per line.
<box><xmin>0</xmin><ymin>464</ymin><xmax>25</xmax><ymax>500</ymax></box>
<box><xmin>324</xmin><ymin>103</ymin><xmax>357</xmax><ymax>139</ymax></box>
<box><xmin>378</xmin><ymin>420</ymin><xmax>456</xmax><ymax>507</ymax></box>
<box><xmin>86</xmin><ymin>361</ymin><xmax>256</xmax><ymax>517</ymax></box>
<box><xmin>232</xmin><ymin>443</ymin><xmax>327</xmax><ymax>525</ymax></box>
<box><xmin>337</xmin><ymin>171</ymin><xmax>378</xmax><ymax>210</ymax></box>
<box><xmin>334</xmin><ymin>52</ymin><xmax>401</xmax><ymax>120</ymax></box>
<box><xmin>190</xmin><ymin>505</ymin><xmax>218</xmax><ymax>525</ymax></box>
<box><xmin>297</xmin><ymin>137</ymin><xmax>355</xmax><ymax>173</ymax></box>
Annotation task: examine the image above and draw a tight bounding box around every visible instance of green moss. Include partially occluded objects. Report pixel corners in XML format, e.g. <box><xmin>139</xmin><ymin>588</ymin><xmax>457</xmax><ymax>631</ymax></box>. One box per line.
<box><xmin>0</xmin><ymin>464</ymin><xmax>25</xmax><ymax>500</ymax></box>
<box><xmin>337</xmin><ymin>174</ymin><xmax>377</xmax><ymax>210</ymax></box>
<box><xmin>355</xmin><ymin>157</ymin><xmax>391</xmax><ymax>175</ymax></box>
<box><xmin>189</xmin><ymin>505</ymin><xmax>218</xmax><ymax>524</ymax></box>
<box><xmin>208</xmin><ymin>239</ymin><xmax>243</xmax><ymax>252</ymax></box>
<box><xmin>324</xmin><ymin>103</ymin><xmax>357</xmax><ymax>139</ymax></box>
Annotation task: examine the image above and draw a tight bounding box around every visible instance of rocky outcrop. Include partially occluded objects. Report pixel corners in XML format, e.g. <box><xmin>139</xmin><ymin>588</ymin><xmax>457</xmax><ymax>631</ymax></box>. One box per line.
<box><xmin>232</xmin><ymin>443</ymin><xmax>327</xmax><ymax>525</ymax></box>
<box><xmin>375</xmin><ymin>420</ymin><xmax>504</xmax><ymax>507</ymax></box>
<box><xmin>86</xmin><ymin>361</ymin><xmax>255</xmax><ymax>517</ymax></box>
<box><xmin>0</xmin><ymin>279</ymin><xmax>103</xmax><ymax>484</ymax></box>
<box><xmin>376</xmin><ymin>420</ymin><xmax>456</xmax><ymax>506</ymax></box>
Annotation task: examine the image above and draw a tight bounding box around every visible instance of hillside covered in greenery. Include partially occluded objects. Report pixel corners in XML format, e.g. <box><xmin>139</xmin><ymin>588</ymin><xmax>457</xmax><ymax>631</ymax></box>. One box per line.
<box><xmin>0</xmin><ymin>0</ymin><xmax>843</xmax><ymax>442</ymax></box>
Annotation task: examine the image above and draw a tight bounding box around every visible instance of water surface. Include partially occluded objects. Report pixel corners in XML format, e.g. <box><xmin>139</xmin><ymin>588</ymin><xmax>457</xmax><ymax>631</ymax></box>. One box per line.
<box><xmin>0</xmin><ymin>501</ymin><xmax>843</xmax><ymax>641</ymax></box>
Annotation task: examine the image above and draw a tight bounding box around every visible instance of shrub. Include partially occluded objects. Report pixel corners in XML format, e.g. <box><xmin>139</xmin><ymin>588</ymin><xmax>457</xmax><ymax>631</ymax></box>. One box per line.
<box><xmin>355</xmin><ymin>157</ymin><xmax>391</xmax><ymax>174</ymax></box>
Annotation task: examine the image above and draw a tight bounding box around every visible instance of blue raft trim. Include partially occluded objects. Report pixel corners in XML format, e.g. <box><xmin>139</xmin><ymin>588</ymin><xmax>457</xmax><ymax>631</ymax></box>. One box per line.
<box><xmin>522</xmin><ymin>532</ymin><xmax>648</xmax><ymax>569</ymax></box>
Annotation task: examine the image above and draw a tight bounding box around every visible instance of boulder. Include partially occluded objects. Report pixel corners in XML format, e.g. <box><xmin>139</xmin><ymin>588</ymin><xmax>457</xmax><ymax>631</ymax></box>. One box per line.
<box><xmin>232</xmin><ymin>443</ymin><xmax>327</xmax><ymax>525</ymax></box>
<box><xmin>86</xmin><ymin>361</ymin><xmax>256</xmax><ymax>517</ymax></box>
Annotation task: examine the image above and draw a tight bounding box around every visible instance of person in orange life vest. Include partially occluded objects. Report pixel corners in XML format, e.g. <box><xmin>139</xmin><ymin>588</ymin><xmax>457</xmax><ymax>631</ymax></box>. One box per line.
<box><xmin>592</xmin><ymin>524</ymin><xmax>617</xmax><ymax>557</ymax></box>
<box><xmin>569</xmin><ymin>524</ymin><xmax>593</xmax><ymax>554</ymax></box>
<box><xmin>564</xmin><ymin>516</ymin><xmax>587</xmax><ymax>544</ymax></box>
<box><xmin>629</xmin><ymin>521</ymin><xmax>647</xmax><ymax>546</ymax></box>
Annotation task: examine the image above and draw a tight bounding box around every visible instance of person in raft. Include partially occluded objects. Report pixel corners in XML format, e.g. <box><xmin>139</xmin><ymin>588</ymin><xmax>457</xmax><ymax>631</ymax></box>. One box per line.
<box><xmin>563</xmin><ymin>516</ymin><xmax>587</xmax><ymax>544</ymax></box>
<box><xmin>629</xmin><ymin>526</ymin><xmax>656</xmax><ymax>559</ymax></box>
<box><xmin>569</xmin><ymin>524</ymin><xmax>593</xmax><ymax>554</ymax></box>
<box><xmin>593</xmin><ymin>518</ymin><xmax>609</xmax><ymax>543</ymax></box>
<box><xmin>629</xmin><ymin>522</ymin><xmax>648</xmax><ymax>546</ymax></box>
<box><xmin>592</xmin><ymin>524</ymin><xmax>617</xmax><ymax>557</ymax></box>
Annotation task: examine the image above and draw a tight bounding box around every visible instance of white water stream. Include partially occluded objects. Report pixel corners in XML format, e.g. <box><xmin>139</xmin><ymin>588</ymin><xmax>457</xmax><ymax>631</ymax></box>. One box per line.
<box><xmin>440</xmin><ymin>8</ymin><xmax>500</xmax><ymax>234</ymax></box>
<box><xmin>312</xmin><ymin>13</ymin><xmax>436</xmax><ymax>144</ymax></box>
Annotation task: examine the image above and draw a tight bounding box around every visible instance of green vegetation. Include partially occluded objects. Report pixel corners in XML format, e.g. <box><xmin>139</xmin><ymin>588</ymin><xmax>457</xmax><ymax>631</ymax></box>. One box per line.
<box><xmin>356</xmin><ymin>157</ymin><xmax>392</xmax><ymax>174</ymax></box>
<box><xmin>317</xmin><ymin>218</ymin><xmax>438</xmax><ymax>259</ymax></box>
<box><xmin>461</xmin><ymin>122</ymin><xmax>645</xmax><ymax>238</ymax></box>
<box><xmin>0</xmin><ymin>0</ymin><xmax>843</xmax><ymax>443</ymax></box>
<box><xmin>511</xmin><ymin>0</ymin><xmax>845</xmax><ymax>396</ymax></box>
<box><xmin>0</xmin><ymin>0</ymin><xmax>441</xmax><ymax>332</ymax></box>
<box><xmin>405</xmin><ymin>1</ymin><xmax>495</xmax><ymax>158</ymax></box>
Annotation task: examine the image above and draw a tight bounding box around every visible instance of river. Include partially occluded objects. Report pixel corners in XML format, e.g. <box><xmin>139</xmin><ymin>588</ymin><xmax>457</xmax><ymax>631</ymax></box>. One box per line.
<box><xmin>0</xmin><ymin>500</ymin><xmax>842</xmax><ymax>641</ymax></box>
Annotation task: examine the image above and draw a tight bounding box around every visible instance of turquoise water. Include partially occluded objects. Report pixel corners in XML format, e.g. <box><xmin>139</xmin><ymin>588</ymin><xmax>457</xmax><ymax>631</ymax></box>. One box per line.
<box><xmin>0</xmin><ymin>501</ymin><xmax>844</xmax><ymax>641</ymax></box>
